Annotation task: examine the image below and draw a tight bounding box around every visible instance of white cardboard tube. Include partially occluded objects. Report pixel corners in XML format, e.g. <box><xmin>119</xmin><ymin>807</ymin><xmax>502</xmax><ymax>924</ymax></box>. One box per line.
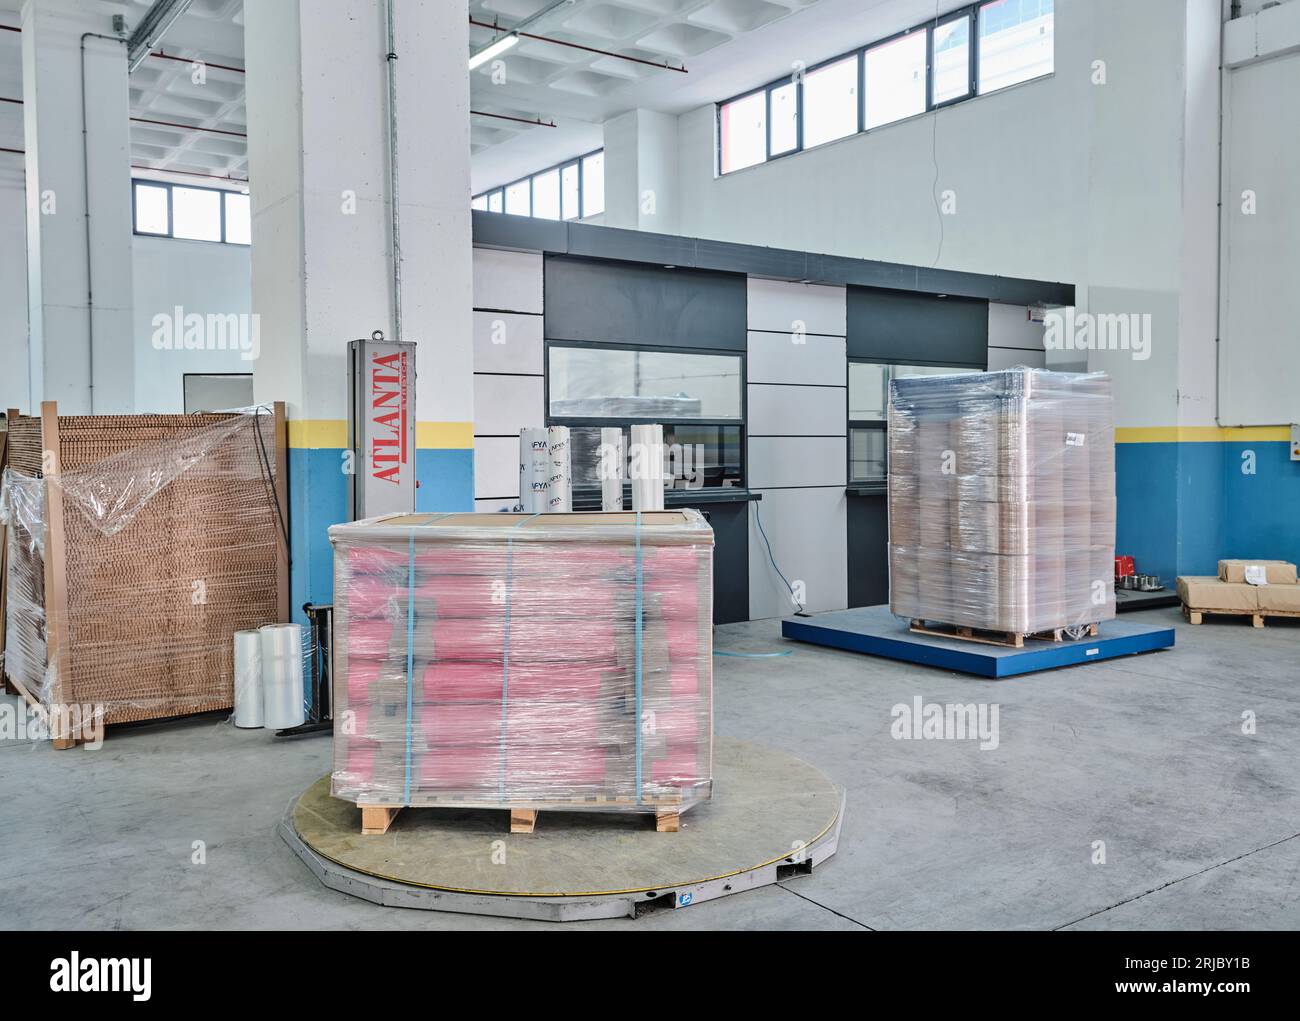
<box><xmin>233</xmin><ymin>629</ymin><xmax>264</xmax><ymax>728</ymax></box>
<box><xmin>600</xmin><ymin>427</ymin><xmax>625</xmax><ymax>511</ymax></box>
<box><xmin>260</xmin><ymin>623</ymin><xmax>306</xmax><ymax>730</ymax></box>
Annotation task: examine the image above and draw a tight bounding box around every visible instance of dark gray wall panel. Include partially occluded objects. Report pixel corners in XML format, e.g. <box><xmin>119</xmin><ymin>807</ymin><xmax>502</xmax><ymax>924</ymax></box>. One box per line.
<box><xmin>544</xmin><ymin>256</ymin><xmax>747</xmax><ymax>351</ymax></box>
<box><xmin>847</xmin><ymin>286</ymin><xmax>988</xmax><ymax>365</ymax></box>
<box><xmin>847</xmin><ymin>493</ymin><xmax>890</xmax><ymax>608</ymax></box>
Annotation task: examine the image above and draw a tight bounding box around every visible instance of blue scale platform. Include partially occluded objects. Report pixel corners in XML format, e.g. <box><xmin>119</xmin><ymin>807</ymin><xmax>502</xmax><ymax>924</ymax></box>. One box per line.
<box><xmin>781</xmin><ymin>605</ymin><xmax>1175</xmax><ymax>678</ymax></box>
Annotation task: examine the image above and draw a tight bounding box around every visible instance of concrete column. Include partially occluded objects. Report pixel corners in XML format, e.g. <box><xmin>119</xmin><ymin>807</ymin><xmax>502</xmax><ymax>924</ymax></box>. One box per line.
<box><xmin>21</xmin><ymin>0</ymin><xmax>135</xmax><ymax>414</ymax></box>
<box><xmin>245</xmin><ymin>0</ymin><xmax>475</xmax><ymax>614</ymax></box>
<box><xmin>602</xmin><ymin>108</ymin><xmax>678</xmax><ymax>234</ymax></box>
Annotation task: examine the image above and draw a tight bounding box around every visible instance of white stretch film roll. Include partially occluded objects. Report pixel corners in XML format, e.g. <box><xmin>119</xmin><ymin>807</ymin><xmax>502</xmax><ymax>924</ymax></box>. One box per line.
<box><xmin>233</xmin><ymin>629</ymin><xmax>264</xmax><ymax>728</ymax></box>
<box><xmin>260</xmin><ymin>623</ymin><xmax>306</xmax><ymax>730</ymax></box>
<box><xmin>546</xmin><ymin>425</ymin><xmax>572</xmax><ymax>512</ymax></box>
<box><xmin>630</xmin><ymin>424</ymin><xmax>665</xmax><ymax>511</ymax></box>
<box><xmin>600</xmin><ymin>427</ymin><xmax>625</xmax><ymax>511</ymax></box>
<box><xmin>519</xmin><ymin>428</ymin><xmax>550</xmax><ymax>512</ymax></box>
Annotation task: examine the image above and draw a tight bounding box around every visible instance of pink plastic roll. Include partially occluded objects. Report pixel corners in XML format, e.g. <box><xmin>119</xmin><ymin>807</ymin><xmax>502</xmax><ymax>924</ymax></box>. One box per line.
<box><xmin>348</xmin><ymin>573</ymin><xmax>402</xmax><ymax>617</ymax></box>
<box><xmin>419</xmin><ymin>745</ymin><xmax>498</xmax><ymax>789</ymax></box>
<box><xmin>419</xmin><ymin>701</ymin><xmax>502</xmax><ymax>747</ymax></box>
<box><xmin>668</xmin><ymin>665</ymin><xmax>699</xmax><ymax>696</ymax></box>
<box><xmin>651</xmin><ymin>745</ymin><xmax>698</xmax><ymax>786</ymax></box>
<box><xmin>652</xmin><ymin>700</ymin><xmax>700</xmax><ymax>743</ymax></box>
<box><xmin>665</xmin><ymin>618</ymin><xmax>699</xmax><ymax>658</ymax></box>
<box><xmin>431</xmin><ymin>619</ymin><xmax>505</xmax><ymax>662</ymax></box>
<box><xmin>508</xmin><ymin>746</ymin><xmax>605</xmax><ymax>787</ymax></box>
<box><xmin>346</xmin><ymin>656</ymin><xmax>384</xmax><ymax>701</ymax></box>
<box><xmin>422</xmin><ymin>662</ymin><xmax>503</xmax><ymax>701</ymax></box>
<box><xmin>415</xmin><ymin>548</ymin><xmax>500</xmax><ymax>576</ymax></box>
<box><xmin>343</xmin><ymin>742</ymin><xmax>377</xmax><ymax>783</ymax></box>
<box><xmin>506</xmin><ymin>700</ymin><xmax>601</xmax><ymax>745</ymax></box>
<box><xmin>416</xmin><ymin>573</ymin><xmax>502</xmax><ymax>618</ymax></box>
<box><xmin>349</xmin><ymin>546</ymin><xmax>405</xmax><ymax>573</ymax></box>
<box><xmin>509</xmin><ymin>662</ymin><xmax>605</xmax><ymax>700</ymax></box>
<box><xmin>350</xmin><ymin>619</ymin><xmax>395</xmax><ymax>658</ymax></box>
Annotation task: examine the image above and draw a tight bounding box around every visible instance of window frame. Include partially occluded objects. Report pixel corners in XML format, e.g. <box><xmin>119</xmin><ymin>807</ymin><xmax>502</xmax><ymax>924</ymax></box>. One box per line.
<box><xmin>544</xmin><ymin>338</ymin><xmax>749</xmax><ymax>494</ymax></box>
<box><xmin>131</xmin><ymin>178</ymin><xmax>250</xmax><ymax>246</ymax></box>
<box><xmin>716</xmin><ymin>1</ymin><xmax>1053</xmax><ymax>176</ymax></box>
<box><xmin>473</xmin><ymin>148</ymin><xmax>604</xmax><ymax>221</ymax></box>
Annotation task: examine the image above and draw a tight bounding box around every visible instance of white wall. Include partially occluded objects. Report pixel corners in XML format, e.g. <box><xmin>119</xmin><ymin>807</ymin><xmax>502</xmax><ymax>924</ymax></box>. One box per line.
<box><xmin>1219</xmin><ymin>0</ymin><xmax>1300</xmax><ymax>425</ymax></box>
<box><xmin>672</xmin><ymin>0</ymin><xmax>1221</xmax><ymax>430</ymax></box>
<box><xmin>132</xmin><ymin>235</ymin><xmax>253</xmax><ymax>413</ymax></box>
<box><xmin>0</xmin><ymin>167</ymin><xmax>28</xmax><ymax>413</ymax></box>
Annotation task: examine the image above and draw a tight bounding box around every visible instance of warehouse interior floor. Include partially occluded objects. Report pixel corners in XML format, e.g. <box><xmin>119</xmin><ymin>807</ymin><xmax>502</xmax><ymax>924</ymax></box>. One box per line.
<box><xmin>3</xmin><ymin>606</ymin><xmax>1297</xmax><ymax>931</ymax></box>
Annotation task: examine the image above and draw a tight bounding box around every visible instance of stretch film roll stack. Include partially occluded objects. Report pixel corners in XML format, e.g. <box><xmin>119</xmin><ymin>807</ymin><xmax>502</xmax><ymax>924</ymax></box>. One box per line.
<box><xmin>260</xmin><ymin>623</ymin><xmax>306</xmax><ymax>730</ymax></box>
<box><xmin>630</xmin><ymin>424</ymin><xmax>666</xmax><ymax>511</ymax></box>
<box><xmin>599</xmin><ymin>427</ymin><xmax>625</xmax><ymax>512</ymax></box>
<box><xmin>328</xmin><ymin>511</ymin><xmax>714</xmax><ymax>816</ymax></box>
<box><xmin>888</xmin><ymin>367</ymin><xmax>1116</xmax><ymax>634</ymax></box>
<box><xmin>233</xmin><ymin>630</ymin><xmax>264</xmax><ymax>729</ymax></box>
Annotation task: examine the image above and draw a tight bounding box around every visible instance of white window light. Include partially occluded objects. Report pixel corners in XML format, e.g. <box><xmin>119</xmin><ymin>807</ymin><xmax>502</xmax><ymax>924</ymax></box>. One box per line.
<box><xmin>469</xmin><ymin>32</ymin><xmax>518</xmax><ymax>71</ymax></box>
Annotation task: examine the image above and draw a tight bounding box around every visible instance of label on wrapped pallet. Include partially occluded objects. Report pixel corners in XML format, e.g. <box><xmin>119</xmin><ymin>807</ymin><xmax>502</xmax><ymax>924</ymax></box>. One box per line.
<box><xmin>1244</xmin><ymin>565</ymin><xmax>1269</xmax><ymax>586</ymax></box>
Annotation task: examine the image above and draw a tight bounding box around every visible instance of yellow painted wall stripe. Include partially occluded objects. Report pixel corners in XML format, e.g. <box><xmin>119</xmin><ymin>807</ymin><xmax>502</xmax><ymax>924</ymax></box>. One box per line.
<box><xmin>1115</xmin><ymin>426</ymin><xmax>1291</xmax><ymax>443</ymax></box>
<box><xmin>287</xmin><ymin>419</ymin><xmax>475</xmax><ymax>450</ymax></box>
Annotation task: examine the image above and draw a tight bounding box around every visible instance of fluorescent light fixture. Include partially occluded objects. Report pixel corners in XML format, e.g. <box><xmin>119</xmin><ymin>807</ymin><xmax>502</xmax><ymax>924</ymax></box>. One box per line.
<box><xmin>469</xmin><ymin>33</ymin><xmax>518</xmax><ymax>70</ymax></box>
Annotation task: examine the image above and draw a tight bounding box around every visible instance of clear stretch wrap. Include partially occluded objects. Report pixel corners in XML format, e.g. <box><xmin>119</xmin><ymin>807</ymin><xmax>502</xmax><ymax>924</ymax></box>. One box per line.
<box><xmin>887</xmin><ymin>368</ymin><xmax>1116</xmax><ymax>634</ymax></box>
<box><xmin>328</xmin><ymin>510</ymin><xmax>714</xmax><ymax>813</ymax></box>
<box><xmin>0</xmin><ymin>409</ymin><xmax>287</xmax><ymax>730</ymax></box>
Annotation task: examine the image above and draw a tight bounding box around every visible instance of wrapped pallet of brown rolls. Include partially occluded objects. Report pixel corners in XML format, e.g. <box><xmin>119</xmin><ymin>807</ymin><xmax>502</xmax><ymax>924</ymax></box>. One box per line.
<box><xmin>887</xmin><ymin>368</ymin><xmax>1116</xmax><ymax>636</ymax></box>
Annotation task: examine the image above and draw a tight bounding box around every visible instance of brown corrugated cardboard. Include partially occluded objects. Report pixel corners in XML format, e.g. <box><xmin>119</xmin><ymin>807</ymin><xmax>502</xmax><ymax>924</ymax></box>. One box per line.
<box><xmin>1217</xmin><ymin>560</ymin><xmax>1297</xmax><ymax>585</ymax></box>
<box><xmin>1177</xmin><ymin>576</ymin><xmax>1259</xmax><ymax>611</ymax></box>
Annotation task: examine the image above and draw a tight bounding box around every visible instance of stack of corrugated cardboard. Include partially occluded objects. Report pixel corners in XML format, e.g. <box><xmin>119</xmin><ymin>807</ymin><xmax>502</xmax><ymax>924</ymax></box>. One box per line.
<box><xmin>1</xmin><ymin>406</ymin><xmax>286</xmax><ymax>744</ymax></box>
<box><xmin>888</xmin><ymin>368</ymin><xmax>1116</xmax><ymax>636</ymax></box>
<box><xmin>1178</xmin><ymin>560</ymin><xmax>1300</xmax><ymax>626</ymax></box>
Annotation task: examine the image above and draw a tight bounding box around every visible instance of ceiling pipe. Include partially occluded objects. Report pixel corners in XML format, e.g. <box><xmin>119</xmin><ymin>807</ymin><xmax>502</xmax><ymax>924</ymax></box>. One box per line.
<box><xmin>1</xmin><ymin>22</ymin><xmax>247</xmax><ymax>74</ymax></box>
<box><xmin>470</xmin><ymin>109</ymin><xmax>556</xmax><ymax>128</ymax></box>
<box><xmin>468</xmin><ymin>15</ymin><xmax>688</xmax><ymax>73</ymax></box>
<box><xmin>2</xmin><ymin>96</ymin><xmax>247</xmax><ymax>138</ymax></box>
<box><xmin>468</xmin><ymin>0</ymin><xmax>574</xmax><ymax>68</ymax></box>
<box><xmin>126</xmin><ymin>0</ymin><xmax>194</xmax><ymax>73</ymax></box>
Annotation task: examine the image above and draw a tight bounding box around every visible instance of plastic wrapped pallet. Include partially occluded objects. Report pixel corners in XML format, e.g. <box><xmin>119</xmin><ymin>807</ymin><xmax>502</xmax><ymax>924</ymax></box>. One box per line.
<box><xmin>0</xmin><ymin>406</ymin><xmax>288</xmax><ymax>742</ymax></box>
<box><xmin>887</xmin><ymin>368</ymin><xmax>1116</xmax><ymax>635</ymax></box>
<box><xmin>328</xmin><ymin>510</ymin><xmax>714</xmax><ymax>818</ymax></box>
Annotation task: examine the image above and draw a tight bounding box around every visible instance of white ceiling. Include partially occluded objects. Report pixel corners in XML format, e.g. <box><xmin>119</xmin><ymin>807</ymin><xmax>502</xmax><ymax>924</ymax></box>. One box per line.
<box><xmin>1</xmin><ymin>0</ymin><xmax>958</xmax><ymax>193</ymax></box>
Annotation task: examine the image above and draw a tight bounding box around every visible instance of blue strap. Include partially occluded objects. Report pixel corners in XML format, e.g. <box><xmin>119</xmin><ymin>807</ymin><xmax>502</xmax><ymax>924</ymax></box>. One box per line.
<box><xmin>403</xmin><ymin>530</ymin><xmax>415</xmax><ymax>803</ymax></box>
<box><xmin>634</xmin><ymin>511</ymin><xmax>643</xmax><ymax>804</ymax></box>
<box><xmin>501</xmin><ymin>513</ymin><xmax>541</xmax><ymax>801</ymax></box>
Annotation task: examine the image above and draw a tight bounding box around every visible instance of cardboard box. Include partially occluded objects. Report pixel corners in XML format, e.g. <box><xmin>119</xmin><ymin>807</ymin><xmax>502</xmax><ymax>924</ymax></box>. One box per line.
<box><xmin>1217</xmin><ymin>560</ymin><xmax>1297</xmax><ymax>585</ymax></box>
<box><xmin>1257</xmin><ymin>585</ymin><xmax>1300</xmax><ymax>612</ymax></box>
<box><xmin>1177</xmin><ymin>576</ymin><xmax>1259</xmax><ymax>612</ymax></box>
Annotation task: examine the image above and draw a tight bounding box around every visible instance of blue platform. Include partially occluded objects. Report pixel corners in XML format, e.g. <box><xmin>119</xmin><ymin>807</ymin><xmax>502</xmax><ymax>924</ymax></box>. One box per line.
<box><xmin>781</xmin><ymin>605</ymin><xmax>1175</xmax><ymax>678</ymax></box>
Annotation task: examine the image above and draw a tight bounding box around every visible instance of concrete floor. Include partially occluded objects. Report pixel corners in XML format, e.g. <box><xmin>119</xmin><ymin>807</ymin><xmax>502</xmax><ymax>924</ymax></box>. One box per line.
<box><xmin>3</xmin><ymin>605</ymin><xmax>1298</xmax><ymax>930</ymax></box>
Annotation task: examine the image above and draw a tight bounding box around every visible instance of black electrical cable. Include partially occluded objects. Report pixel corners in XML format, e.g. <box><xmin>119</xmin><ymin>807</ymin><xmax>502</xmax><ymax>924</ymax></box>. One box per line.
<box><xmin>250</xmin><ymin>406</ymin><xmax>291</xmax><ymax>556</ymax></box>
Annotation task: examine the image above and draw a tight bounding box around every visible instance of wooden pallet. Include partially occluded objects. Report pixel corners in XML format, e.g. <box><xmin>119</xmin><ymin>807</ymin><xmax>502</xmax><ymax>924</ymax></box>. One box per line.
<box><xmin>1182</xmin><ymin>604</ymin><xmax>1300</xmax><ymax>628</ymax></box>
<box><xmin>357</xmin><ymin>801</ymin><xmax>685</xmax><ymax>835</ymax></box>
<box><xmin>909</xmin><ymin>618</ymin><xmax>1100</xmax><ymax>649</ymax></box>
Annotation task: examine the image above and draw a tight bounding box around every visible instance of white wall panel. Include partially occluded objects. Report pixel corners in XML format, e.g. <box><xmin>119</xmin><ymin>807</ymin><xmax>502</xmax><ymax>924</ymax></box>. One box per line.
<box><xmin>988</xmin><ymin>302</ymin><xmax>1046</xmax><ymax>351</ymax></box>
<box><xmin>472</xmin><ymin>247</ymin><xmax>543</xmax><ymax>314</ymax></box>
<box><xmin>748</xmin><ymin>384</ymin><xmax>846</xmax><ymax>437</ymax></box>
<box><xmin>748</xmin><ymin>488</ymin><xmax>848</xmax><ymax>619</ymax></box>
<box><xmin>473</xmin><ymin>436</ymin><xmax>520</xmax><ymax>500</ymax></box>
<box><xmin>747</xmin><ymin>278</ymin><xmax>846</xmax><ymax>336</ymax></box>
<box><xmin>748</xmin><ymin>436</ymin><xmax>846</xmax><ymax>489</ymax></box>
<box><xmin>747</xmin><ymin>331</ymin><xmax>846</xmax><ymax>386</ymax></box>
<box><xmin>473</xmin><ymin>374</ymin><xmax>543</xmax><ymax>436</ymax></box>
<box><xmin>473</xmin><ymin>310</ymin><xmax>544</xmax><ymax>374</ymax></box>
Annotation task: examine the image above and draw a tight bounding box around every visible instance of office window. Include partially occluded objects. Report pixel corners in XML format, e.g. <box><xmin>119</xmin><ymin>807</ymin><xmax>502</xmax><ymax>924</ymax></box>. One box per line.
<box><xmin>548</xmin><ymin>346</ymin><xmax>742</xmax><ymax>421</ymax></box>
<box><xmin>581</xmin><ymin>150</ymin><xmax>605</xmax><ymax>216</ymax></box>
<box><xmin>561</xmin><ymin>162</ymin><xmax>580</xmax><ymax>219</ymax></box>
<box><xmin>978</xmin><ymin>0</ymin><xmax>1054</xmax><ymax>94</ymax></box>
<box><xmin>802</xmin><ymin>55</ymin><xmax>859</xmax><ymax>149</ymax></box>
<box><xmin>223</xmin><ymin>192</ymin><xmax>251</xmax><ymax>245</ymax></box>
<box><xmin>504</xmin><ymin>179</ymin><xmax>530</xmax><ymax>216</ymax></box>
<box><xmin>864</xmin><ymin>31</ymin><xmax>927</xmax><ymax>130</ymax></box>
<box><xmin>719</xmin><ymin>90</ymin><xmax>766</xmax><ymax>174</ymax></box>
<box><xmin>769</xmin><ymin>81</ymin><xmax>798</xmax><ymax>156</ymax></box>
<box><xmin>563</xmin><ymin>423</ymin><xmax>743</xmax><ymax>491</ymax></box>
<box><xmin>532</xmin><ymin>167</ymin><xmax>560</xmax><ymax>220</ymax></box>
<box><xmin>471</xmin><ymin>194</ymin><xmax>488</xmax><ymax>211</ymax></box>
<box><xmin>132</xmin><ymin>180</ymin><xmax>249</xmax><ymax>244</ymax></box>
<box><xmin>849</xmin><ymin>362</ymin><xmax>981</xmax><ymax>483</ymax></box>
<box><xmin>133</xmin><ymin>182</ymin><xmax>169</xmax><ymax>235</ymax></box>
<box><xmin>932</xmin><ymin>14</ymin><xmax>972</xmax><ymax>105</ymax></box>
